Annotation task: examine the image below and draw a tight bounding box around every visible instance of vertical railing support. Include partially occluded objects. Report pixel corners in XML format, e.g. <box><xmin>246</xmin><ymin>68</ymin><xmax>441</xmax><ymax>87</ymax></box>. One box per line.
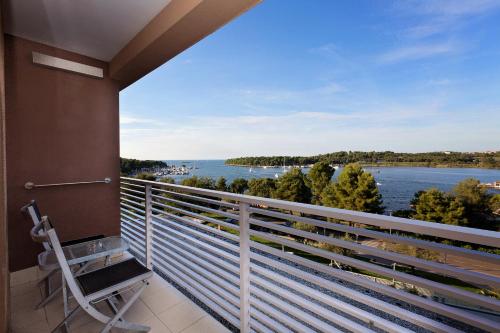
<box><xmin>239</xmin><ymin>202</ymin><xmax>251</xmax><ymax>333</ymax></box>
<box><xmin>144</xmin><ymin>184</ymin><xmax>153</xmax><ymax>269</ymax></box>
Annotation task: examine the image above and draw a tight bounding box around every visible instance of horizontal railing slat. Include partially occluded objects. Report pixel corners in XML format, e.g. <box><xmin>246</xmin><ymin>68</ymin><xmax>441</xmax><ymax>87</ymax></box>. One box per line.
<box><xmin>250</xmin><ymin>218</ymin><xmax>500</xmax><ymax>289</ymax></box>
<box><xmin>249</xmin><ymin>229</ymin><xmax>500</xmax><ymax>312</ymax></box>
<box><xmin>249</xmin><ymin>206</ymin><xmax>500</xmax><ymax>265</ymax></box>
<box><xmin>152</xmin><ymin>186</ymin><xmax>239</xmax><ymax>209</ymax></box>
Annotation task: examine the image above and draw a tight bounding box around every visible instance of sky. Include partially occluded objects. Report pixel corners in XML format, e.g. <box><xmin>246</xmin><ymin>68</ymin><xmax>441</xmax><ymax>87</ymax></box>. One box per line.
<box><xmin>120</xmin><ymin>0</ymin><xmax>500</xmax><ymax>160</ymax></box>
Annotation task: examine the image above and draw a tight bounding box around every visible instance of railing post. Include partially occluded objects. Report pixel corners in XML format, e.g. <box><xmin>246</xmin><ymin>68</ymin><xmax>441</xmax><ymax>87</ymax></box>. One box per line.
<box><xmin>239</xmin><ymin>202</ymin><xmax>251</xmax><ymax>333</ymax></box>
<box><xmin>144</xmin><ymin>184</ymin><xmax>153</xmax><ymax>269</ymax></box>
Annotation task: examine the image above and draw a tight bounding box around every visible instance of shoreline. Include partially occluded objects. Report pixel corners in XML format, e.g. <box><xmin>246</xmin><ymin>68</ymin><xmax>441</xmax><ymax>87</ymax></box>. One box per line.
<box><xmin>225</xmin><ymin>163</ymin><xmax>499</xmax><ymax>170</ymax></box>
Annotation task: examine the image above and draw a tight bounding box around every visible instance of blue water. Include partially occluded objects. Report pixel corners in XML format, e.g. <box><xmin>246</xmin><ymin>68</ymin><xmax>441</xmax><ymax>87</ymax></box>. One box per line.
<box><xmin>164</xmin><ymin>160</ymin><xmax>500</xmax><ymax>212</ymax></box>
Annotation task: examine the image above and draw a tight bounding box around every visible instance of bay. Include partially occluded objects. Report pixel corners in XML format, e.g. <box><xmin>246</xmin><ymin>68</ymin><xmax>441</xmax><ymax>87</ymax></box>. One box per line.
<box><xmin>164</xmin><ymin>160</ymin><xmax>500</xmax><ymax>212</ymax></box>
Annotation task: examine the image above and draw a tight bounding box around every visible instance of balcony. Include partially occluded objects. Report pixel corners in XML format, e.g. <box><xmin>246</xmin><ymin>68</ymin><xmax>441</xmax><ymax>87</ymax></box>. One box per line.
<box><xmin>117</xmin><ymin>177</ymin><xmax>500</xmax><ymax>333</ymax></box>
<box><xmin>2</xmin><ymin>2</ymin><xmax>500</xmax><ymax>332</ymax></box>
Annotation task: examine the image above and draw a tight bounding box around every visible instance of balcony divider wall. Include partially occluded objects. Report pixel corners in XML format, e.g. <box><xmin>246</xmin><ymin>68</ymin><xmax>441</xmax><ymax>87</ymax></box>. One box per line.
<box><xmin>5</xmin><ymin>35</ymin><xmax>121</xmax><ymax>272</ymax></box>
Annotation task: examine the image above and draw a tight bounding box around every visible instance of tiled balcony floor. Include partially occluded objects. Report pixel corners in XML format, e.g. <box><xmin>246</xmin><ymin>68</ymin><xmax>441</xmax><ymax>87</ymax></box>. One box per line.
<box><xmin>9</xmin><ymin>257</ymin><xmax>231</xmax><ymax>333</ymax></box>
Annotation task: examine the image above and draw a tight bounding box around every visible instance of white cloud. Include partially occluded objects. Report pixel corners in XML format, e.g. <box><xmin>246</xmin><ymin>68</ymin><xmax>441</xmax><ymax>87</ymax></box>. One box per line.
<box><xmin>396</xmin><ymin>0</ymin><xmax>500</xmax><ymax>38</ymax></box>
<box><xmin>378</xmin><ymin>41</ymin><xmax>459</xmax><ymax>64</ymax></box>
<box><xmin>119</xmin><ymin>102</ymin><xmax>500</xmax><ymax>160</ymax></box>
<box><xmin>427</xmin><ymin>78</ymin><xmax>455</xmax><ymax>86</ymax></box>
<box><xmin>308</xmin><ymin>43</ymin><xmax>338</xmax><ymax>57</ymax></box>
<box><xmin>120</xmin><ymin>116</ymin><xmax>158</xmax><ymax>125</ymax></box>
<box><xmin>409</xmin><ymin>0</ymin><xmax>500</xmax><ymax>17</ymax></box>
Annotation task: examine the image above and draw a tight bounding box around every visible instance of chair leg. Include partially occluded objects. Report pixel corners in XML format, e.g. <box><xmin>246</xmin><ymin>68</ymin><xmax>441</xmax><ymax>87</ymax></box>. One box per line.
<box><xmin>50</xmin><ymin>305</ymin><xmax>81</xmax><ymax>333</ymax></box>
<box><xmin>36</xmin><ymin>269</ymin><xmax>60</xmax><ymax>309</ymax></box>
<box><xmin>36</xmin><ymin>285</ymin><xmax>62</xmax><ymax>309</ymax></box>
<box><xmin>100</xmin><ymin>283</ymin><xmax>149</xmax><ymax>333</ymax></box>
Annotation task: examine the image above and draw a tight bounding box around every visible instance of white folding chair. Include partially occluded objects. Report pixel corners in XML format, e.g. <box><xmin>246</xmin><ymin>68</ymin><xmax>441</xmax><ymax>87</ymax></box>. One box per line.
<box><xmin>22</xmin><ymin>200</ymin><xmax>107</xmax><ymax>309</ymax></box>
<box><xmin>43</xmin><ymin>220</ymin><xmax>152</xmax><ymax>332</ymax></box>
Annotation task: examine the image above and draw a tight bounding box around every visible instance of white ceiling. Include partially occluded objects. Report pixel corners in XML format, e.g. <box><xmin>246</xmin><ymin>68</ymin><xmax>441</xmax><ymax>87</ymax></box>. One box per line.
<box><xmin>4</xmin><ymin>0</ymin><xmax>171</xmax><ymax>61</ymax></box>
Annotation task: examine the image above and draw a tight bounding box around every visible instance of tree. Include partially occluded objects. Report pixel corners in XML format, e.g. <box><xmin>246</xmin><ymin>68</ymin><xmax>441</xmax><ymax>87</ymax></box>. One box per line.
<box><xmin>307</xmin><ymin>161</ymin><xmax>334</xmax><ymax>204</ymax></box>
<box><xmin>181</xmin><ymin>176</ymin><xmax>197</xmax><ymax>188</ymax></box>
<box><xmin>159</xmin><ymin>177</ymin><xmax>175</xmax><ymax>184</ymax></box>
<box><xmin>453</xmin><ymin>178</ymin><xmax>489</xmax><ymax>212</ymax></box>
<box><xmin>216</xmin><ymin>177</ymin><xmax>228</xmax><ymax>192</ymax></box>
<box><xmin>321</xmin><ymin>164</ymin><xmax>383</xmax><ymax>213</ymax></box>
<box><xmin>490</xmin><ymin>194</ymin><xmax>500</xmax><ymax>215</ymax></box>
<box><xmin>479</xmin><ymin>155</ymin><xmax>497</xmax><ymax>168</ymax></box>
<box><xmin>452</xmin><ymin>178</ymin><xmax>497</xmax><ymax>229</ymax></box>
<box><xmin>181</xmin><ymin>176</ymin><xmax>215</xmax><ymax>189</ymax></box>
<box><xmin>230</xmin><ymin>178</ymin><xmax>249</xmax><ymax>194</ymax></box>
<box><xmin>135</xmin><ymin>172</ymin><xmax>156</xmax><ymax>181</ymax></box>
<box><xmin>273</xmin><ymin>168</ymin><xmax>311</xmax><ymax>203</ymax></box>
<box><xmin>247</xmin><ymin>178</ymin><xmax>276</xmax><ymax>198</ymax></box>
<box><xmin>413</xmin><ymin>188</ymin><xmax>467</xmax><ymax>226</ymax></box>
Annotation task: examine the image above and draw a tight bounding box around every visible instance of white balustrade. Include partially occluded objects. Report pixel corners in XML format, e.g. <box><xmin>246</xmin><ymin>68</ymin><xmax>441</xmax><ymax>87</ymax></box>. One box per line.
<box><xmin>119</xmin><ymin>177</ymin><xmax>500</xmax><ymax>333</ymax></box>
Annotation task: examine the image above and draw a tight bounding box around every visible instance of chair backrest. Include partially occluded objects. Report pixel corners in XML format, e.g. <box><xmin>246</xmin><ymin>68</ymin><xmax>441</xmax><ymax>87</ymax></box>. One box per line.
<box><xmin>22</xmin><ymin>200</ymin><xmax>52</xmax><ymax>250</ymax></box>
<box><xmin>21</xmin><ymin>200</ymin><xmax>42</xmax><ymax>225</ymax></box>
<box><xmin>44</xmin><ymin>217</ymin><xmax>89</xmax><ymax>307</ymax></box>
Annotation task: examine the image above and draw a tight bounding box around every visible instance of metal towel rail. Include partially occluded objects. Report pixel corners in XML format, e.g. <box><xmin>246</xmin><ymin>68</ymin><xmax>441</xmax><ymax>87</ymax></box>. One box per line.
<box><xmin>24</xmin><ymin>178</ymin><xmax>111</xmax><ymax>190</ymax></box>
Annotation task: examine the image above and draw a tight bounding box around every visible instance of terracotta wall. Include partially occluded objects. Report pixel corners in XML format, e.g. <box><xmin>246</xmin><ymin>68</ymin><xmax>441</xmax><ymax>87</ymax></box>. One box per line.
<box><xmin>5</xmin><ymin>35</ymin><xmax>120</xmax><ymax>271</ymax></box>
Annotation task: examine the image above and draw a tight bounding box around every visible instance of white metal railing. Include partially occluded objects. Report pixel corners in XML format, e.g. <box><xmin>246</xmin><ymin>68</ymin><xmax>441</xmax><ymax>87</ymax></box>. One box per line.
<box><xmin>119</xmin><ymin>177</ymin><xmax>500</xmax><ymax>333</ymax></box>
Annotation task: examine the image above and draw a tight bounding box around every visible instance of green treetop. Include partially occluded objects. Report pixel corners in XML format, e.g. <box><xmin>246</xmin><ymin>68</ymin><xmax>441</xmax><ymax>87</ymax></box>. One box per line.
<box><xmin>320</xmin><ymin>163</ymin><xmax>384</xmax><ymax>213</ymax></box>
<box><xmin>230</xmin><ymin>178</ymin><xmax>249</xmax><ymax>194</ymax></box>
<box><xmin>181</xmin><ymin>176</ymin><xmax>215</xmax><ymax>190</ymax></box>
<box><xmin>453</xmin><ymin>178</ymin><xmax>490</xmax><ymax>212</ymax></box>
<box><xmin>159</xmin><ymin>177</ymin><xmax>175</xmax><ymax>184</ymax></box>
<box><xmin>489</xmin><ymin>194</ymin><xmax>500</xmax><ymax>215</ymax></box>
<box><xmin>247</xmin><ymin>178</ymin><xmax>277</xmax><ymax>198</ymax></box>
<box><xmin>216</xmin><ymin>177</ymin><xmax>228</xmax><ymax>192</ymax></box>
<box><xmin>135</xmin><ymin>172</ymin><xmax>156</xmax><ymax>181</ymax></box>
<box><xmin>273</xmin><ymin>168</ymin><xmax>311</xmax><ymax>203</ymax></box>
<box><xmin>412</xmin><ymin>188</ymin><xmax>467</xmax><ymax>226</ymax></box>
<box><xmin>307</xmin><ymin>161</ymin><xmax>335</xmax><ymax>204</ymax></box>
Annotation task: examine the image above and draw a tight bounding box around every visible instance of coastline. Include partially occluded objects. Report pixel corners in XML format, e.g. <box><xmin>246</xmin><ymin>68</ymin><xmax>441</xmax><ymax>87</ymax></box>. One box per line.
<box><xmin>225</xmin><ymin>162</ymin><xmax>499</xmax><ymax>170</ymax></box>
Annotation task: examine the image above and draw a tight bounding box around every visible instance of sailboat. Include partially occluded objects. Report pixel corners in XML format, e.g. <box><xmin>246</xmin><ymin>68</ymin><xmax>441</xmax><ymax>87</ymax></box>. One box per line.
<box><xmin>282</xmin><ymin>157</ymin><xmax>289</xmax><ymax>173</ymax></box>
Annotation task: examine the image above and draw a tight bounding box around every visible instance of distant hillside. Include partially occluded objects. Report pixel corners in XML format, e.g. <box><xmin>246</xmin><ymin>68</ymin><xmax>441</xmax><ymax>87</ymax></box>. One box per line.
<box><xmin>225</xmin><ymin>151</ymin><xmax>500</xmax><ymax>169</ymax></box>
<box><xmin>120</xmin><ymin>157</ymin><xmax>168</xmax><ymax>175</ymax></box>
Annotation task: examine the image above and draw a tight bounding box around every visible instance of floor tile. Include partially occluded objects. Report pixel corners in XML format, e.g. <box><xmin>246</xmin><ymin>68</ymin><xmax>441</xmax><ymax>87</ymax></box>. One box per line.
<box><xmin>180</xmin><ymin>316</ymin><xmax>230</xmax><ymax>333</ymax></box>
<box><xmin>122</xmin><ymin>299</ymin><xmax>155</xmax><ymax>323</ymax></box>
<box><xmin>9</xmin><ymin>319</ymin><xmax>51</xmax><ymax>333</ymax></box>
<box><xmin>157</xmin><ymin>300</ymin><xmax>207</xmax><ymax>333</ymax></box>
<box><xmin>10</xmin><ymin>280</ymin><xmax>40</xmax><ymax>298</ymax></box>
<box><xmin>10</xmin><ymin>283</ymin><xmax>42</xmax><ymax>311</ymax></box>
<box><xmin>141</xmin><ymin>285</ymin><xmax>187</xmax><ymax>315</ymax></box>
<box><xmin>10</xmin><ymin>266</ymin><xmax>38</xmax><ymax>287</ymax></box>
<box><xmin>10</xmin><ymin>308</ymin><xmax>47</xmax><ymax>330</ymax></box>
<box><xmin>112</xmin><ymin>315</ymin><xmax>172</xmax><ymax>333</ymax></box>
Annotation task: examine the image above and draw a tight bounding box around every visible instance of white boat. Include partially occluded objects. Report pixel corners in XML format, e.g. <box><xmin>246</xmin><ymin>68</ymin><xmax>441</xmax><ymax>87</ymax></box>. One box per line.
<box><xmin>275</xmin><ymin>173</ymin><xmax>279</xmax><ymax>178</ymax></box>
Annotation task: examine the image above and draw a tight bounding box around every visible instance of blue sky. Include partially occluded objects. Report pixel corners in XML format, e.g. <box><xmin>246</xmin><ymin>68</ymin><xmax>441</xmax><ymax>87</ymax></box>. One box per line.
<box><xmin>120</xmin><ymin>0</ymin><xmax>500</xmax><ymax>159</ymax></box>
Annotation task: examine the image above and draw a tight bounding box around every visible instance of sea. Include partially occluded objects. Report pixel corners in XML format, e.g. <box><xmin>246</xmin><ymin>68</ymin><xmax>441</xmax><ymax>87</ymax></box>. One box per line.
<box><xmin>163</xmin><ymin>160</ymin><xmax>500</xmax><ymax>212</ymax></box>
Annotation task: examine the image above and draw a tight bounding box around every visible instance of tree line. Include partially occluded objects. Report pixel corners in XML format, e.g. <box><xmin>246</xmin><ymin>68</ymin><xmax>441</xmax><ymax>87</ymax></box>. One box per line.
<box><xmin>225</xmin><ymin>151</ymin><xmax>500</xmax><ymax>169</ymax></box>
<box><xmin>120</xmin><ymin>157</ymin><xmax>168</xmax><ymax>175</ymax></box>
<box><xmin>135</xmin><ymin>161</ymin><xmax>385</xmax><ymax>213</ymax></box>
<box><xmin>134</xmin><ymin>162</ymin><xmax>499</xmax><ymax>233</ymax></box>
